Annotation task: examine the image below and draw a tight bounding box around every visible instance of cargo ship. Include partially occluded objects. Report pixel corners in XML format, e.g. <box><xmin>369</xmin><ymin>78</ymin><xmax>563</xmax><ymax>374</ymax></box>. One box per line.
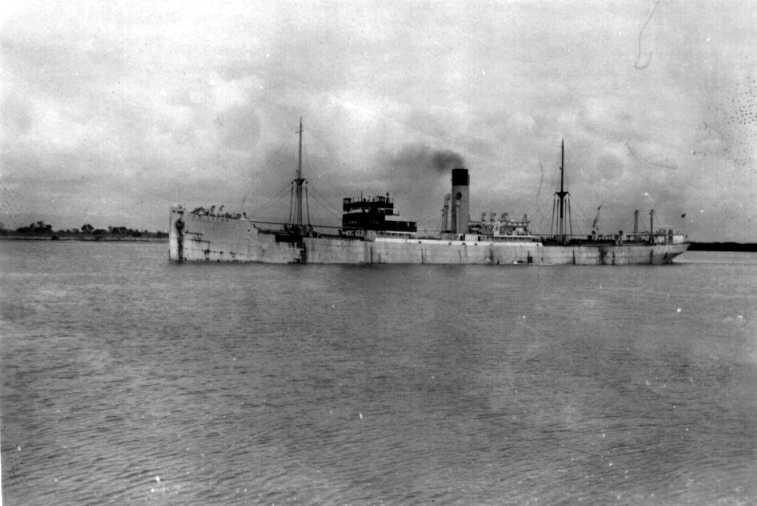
<box><xmin>168</xmin><ymin>120</ymin><xmax>688</xmax><ymax>265</ymax></box>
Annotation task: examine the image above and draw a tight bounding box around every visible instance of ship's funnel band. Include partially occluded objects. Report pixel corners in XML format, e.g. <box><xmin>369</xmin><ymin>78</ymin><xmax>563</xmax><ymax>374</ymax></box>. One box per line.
<box><xmin>451</xmin><ymin>168</ymin><xmax>469</xmax><ymax>186</ymax></box>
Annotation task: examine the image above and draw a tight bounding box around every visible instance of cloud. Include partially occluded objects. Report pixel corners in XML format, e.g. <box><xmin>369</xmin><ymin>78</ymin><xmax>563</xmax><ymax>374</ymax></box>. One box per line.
<box><xmin>594</xmin><ymin>152</ymin><xmax>626</xmax><ymax>182</ymax></box>
<box><xmin>0</xmin><ymin>0</ymin><xmax>755</xmax><ymax>240</ymax></box>
<box><xmin>0</xmin><ymin>92</ymin><xmax>32</xmax><ymax>136</ymax></box>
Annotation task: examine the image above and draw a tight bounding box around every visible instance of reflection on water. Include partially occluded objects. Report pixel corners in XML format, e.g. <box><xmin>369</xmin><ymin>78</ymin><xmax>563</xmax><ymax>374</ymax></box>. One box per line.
<box><xmin>1</xmin><ymin>243</ymin><xmax>756</xmax><ymax>504</ymax></box>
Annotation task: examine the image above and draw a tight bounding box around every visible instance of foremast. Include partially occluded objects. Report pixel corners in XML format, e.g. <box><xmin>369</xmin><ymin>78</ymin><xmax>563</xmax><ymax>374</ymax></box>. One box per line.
<box><xmin>288</xmin><ymin>117</ymin><xmax>311</xmax><ymax>234</ymax></box>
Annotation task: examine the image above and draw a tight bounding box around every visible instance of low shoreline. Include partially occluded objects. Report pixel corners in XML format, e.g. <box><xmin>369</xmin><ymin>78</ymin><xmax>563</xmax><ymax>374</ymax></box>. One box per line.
<box><xmin>688</xmin><ymin>242</ymin><xmax>757</xmax><ymax>253</ymax></box>
<box><xmin>0</xmin><ymin>235</ymin><xmax>167</xmax><ymax>242</ymax></box>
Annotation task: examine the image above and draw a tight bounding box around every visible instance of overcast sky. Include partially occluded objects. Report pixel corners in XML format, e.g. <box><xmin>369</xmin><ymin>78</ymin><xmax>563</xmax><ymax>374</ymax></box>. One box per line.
<box><xmin>1</xmin><ymin>0</ymin><xmax>755</xmax><ymax>240</ymax></box>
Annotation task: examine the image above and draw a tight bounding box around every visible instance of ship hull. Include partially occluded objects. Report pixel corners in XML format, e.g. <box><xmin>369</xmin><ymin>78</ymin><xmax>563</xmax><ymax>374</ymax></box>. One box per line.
<box><xmin>169</xmin><ymin>209</ymin><xmax>688</xmax><ymax>265</ymax></box>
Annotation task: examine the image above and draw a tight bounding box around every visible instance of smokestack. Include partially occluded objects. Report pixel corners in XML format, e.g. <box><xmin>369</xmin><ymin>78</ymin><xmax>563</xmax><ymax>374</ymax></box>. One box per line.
<box><xmin>649</xmin><ymin>209</ymin><xmax>655</xmax><ymax>243</ymax></box>
<box><xmin>450</xmin><ymin>168</ymin><xmax>469</xmax><ymax>235</ymax></box>
<box><xmin>633</xmin><ymin>209</ymin><xmax>639</xmax><ymax>234</ymax></box>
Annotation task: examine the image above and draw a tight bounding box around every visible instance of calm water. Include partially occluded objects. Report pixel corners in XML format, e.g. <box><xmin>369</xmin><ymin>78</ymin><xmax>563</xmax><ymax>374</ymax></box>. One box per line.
<box><xmin>1</xmin><ymin>242</ymin><xmax>755</xmax><ymax>505</ymax></box>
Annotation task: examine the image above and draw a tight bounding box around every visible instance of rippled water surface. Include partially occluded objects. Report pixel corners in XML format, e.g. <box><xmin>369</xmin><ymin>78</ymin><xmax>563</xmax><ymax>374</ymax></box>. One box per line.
<box><xmin>1</xmin><ymin>242</ymin><xmax>756</xmax><ymax>505</ymax></box>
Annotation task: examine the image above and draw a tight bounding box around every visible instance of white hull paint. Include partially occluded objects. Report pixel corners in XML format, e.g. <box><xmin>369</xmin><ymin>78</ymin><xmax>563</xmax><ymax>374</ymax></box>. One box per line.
<box><xmin>169</xmin><ymin>208</ymin><xmax>688</xmax><ymax>265</ymax></box>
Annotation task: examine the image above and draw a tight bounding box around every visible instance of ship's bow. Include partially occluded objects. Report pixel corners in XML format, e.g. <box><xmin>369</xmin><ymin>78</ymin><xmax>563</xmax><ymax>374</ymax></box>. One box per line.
<box><xmin>168</xmin><ymin>205</ymin><xmax>185</xmax><ymax>262</ymax></box>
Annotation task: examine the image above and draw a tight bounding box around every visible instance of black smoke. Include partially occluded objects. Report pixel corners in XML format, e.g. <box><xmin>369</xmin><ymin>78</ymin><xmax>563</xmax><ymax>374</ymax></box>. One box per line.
<box><xmin>431</xmin><ymin>149</ymin><xmax>465</xmax><ymax>171</ymax></box>
<box><xmin>366</xmin><ymin>143</ymin><xmax>466</xmax><ymax>229</ymax></box>
<box><xmin>382</xmin><ymin>144</ymin><xmax>465</xmax><ymax>174</ymax></box>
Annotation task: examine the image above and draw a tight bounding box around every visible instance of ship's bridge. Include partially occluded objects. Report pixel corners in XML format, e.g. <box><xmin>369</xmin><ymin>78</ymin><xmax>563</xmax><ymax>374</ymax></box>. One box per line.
<box><xmin>341</xmin><ymin>194</ymin><xmax>417</xmax><ymax>233</ymax></box>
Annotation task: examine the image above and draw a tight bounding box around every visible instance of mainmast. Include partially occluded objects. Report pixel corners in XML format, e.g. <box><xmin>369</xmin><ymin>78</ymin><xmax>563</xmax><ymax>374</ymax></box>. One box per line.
<box><xmin>551</xmin><ymin>139</ymin><xmax>572</xmax><ymax>243</ymax></box>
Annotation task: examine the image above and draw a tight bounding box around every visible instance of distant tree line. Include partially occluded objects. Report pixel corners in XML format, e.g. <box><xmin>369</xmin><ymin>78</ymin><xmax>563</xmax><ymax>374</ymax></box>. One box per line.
<box><xmin>0</xmin><ymin>221</ymin><xmax>167</xmax><ymax>239</ymax></box>
<box><xmin>12</xmin><ymin>221</ymin><xmax>53</xmax><ymax>234</ymax></box>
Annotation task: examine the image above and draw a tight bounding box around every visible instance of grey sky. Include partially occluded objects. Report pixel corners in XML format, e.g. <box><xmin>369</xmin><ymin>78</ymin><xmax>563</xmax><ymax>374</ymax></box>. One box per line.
<box><xmin>1</xmin><ymin>0</ymin><xmax>755</xmax><ymax>240</ymax></box>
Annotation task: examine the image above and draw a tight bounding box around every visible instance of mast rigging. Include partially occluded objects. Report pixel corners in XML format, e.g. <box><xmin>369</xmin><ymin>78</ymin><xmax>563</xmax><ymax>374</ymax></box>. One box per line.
<box><xmin>288</xmin><ymin>117</ymin><xmax>311</xmax><ymax>232</ymax></box>
<box><xmin>551</xmin><ymin>139</ymin><xmax>572</xmax><ymax>243</ymax></box>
